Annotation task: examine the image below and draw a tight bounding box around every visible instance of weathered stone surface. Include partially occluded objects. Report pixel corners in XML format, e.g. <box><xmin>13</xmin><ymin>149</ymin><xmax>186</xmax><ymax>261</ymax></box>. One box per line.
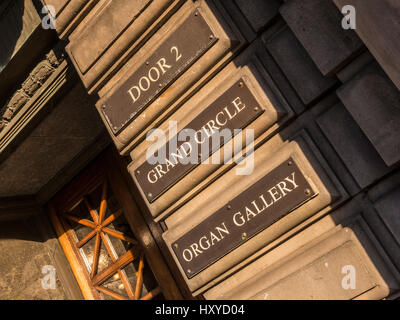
<box><xmin>337</xmin><ymin>62</ymin><xmax>400</xmax><ymax>167</ymax></box>
<box><xmin>43</xmin><ymin>0</ymin><xmax>97</xmax><ymax>38</ymax></box>
<box><xmin>0</xmin><ymin>217</ymin><xmax>69</xmax><ymax>300</ymax></box>
<box><xmin>42</xmin><ymin>0</ymin><xmax>70</xmax><ymax>14</ymax></box>
<box><xmin>204</xmin><ymin>219</ymin><xmax>400</xmax><ymax>300</ymax></box>
<box><xmin>6</xmin><ymin>89</ymin><xmax>29</xmax><ymax>113</ymax></box>
<box><xmin>336</xmin><ymin>52</ymin><xmax>374</xmax><ymax>84</ymax></box>
<box><xmin>234</xmin><ymin>0</ymin><xmax>281</xmax><ymax>32</ymax></box>
<box><xmin>128</xmin><ymin>40</ymin><xmax>294</xmax><ymax>220</ymax></box>
<box><xmin>0</xmin><ymin>0</ymin><xmax>40</xmax><ymax>72</ymax></box>
<box><xmin>69</xmin><ymin>0</ymin><xmax>152</xmax><ymax>74</ymax></box>
<box><xmin>248</xmin><ymin>234</ymin><xmax>374</xmax><ymax>300</ymax></box>
<box><xmin>333</xmin><ymin>0</ymin><xmax>400</xmax><ymax>91</ymax></box>
<box><xmin>163</xmin><ymin>133</ymin><xmax>346</xmax><ymax>292</ymax></box>
<box><xmin>66</xmin><ymin>0</ymin><xmax>184</xmax><ymax>92</ymax></box>
<box><xmin>262</xmin><ymin>25</ymin><xmax>337</xmax><ymax>105</ymax></box>
<box><xmin>2</xmin><ymin>108</ymin><xmax>15</xmax><ymax>121</ymax></box>
<box><xmin>374</xmin><ymin>188</ymin><xmax>400</xmax><ymax>246</ymax></box>
<box><xmin>0</xmin><ymin>120</ymin><xmax>8</xmax><ymax>130</ymax></box>
<box><xmin>317</xmin><ymin>103</ymin><xmax>390</xmax><ymax>189</ymax></box>
<box><xmin>367</xmin><ymin>170</ymin><xmax>400</xmax><ymax>203</ymax></box>
<box><xmin>0</xmin><ymin>82</ymin><xmax>105</xmax><ymax>197</ymax></box>
<box><xmin>95</xmin><ymin>0</ymin><xmax>246</xmax><ymax>153</ymax></box>
<box><xmin>280</xmin><ymin>0</ymin><xmax>363</xmax><ymax>75</ymax></box>
<box><xmin>364</xmin><ymin>173</ymin><xmax>400</xmax><ymax>271</ymax></box>
<box><xmin>22</xmin><ymin>61</ymin><xmax>54</xmax><ymax>96</ymax></box>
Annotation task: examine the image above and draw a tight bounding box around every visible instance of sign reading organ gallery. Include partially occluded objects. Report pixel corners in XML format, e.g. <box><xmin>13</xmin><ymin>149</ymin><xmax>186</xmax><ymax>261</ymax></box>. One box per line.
<box><xmin>172</xmin><ymin>158</ymin><xmax>316</xmax><ymax>278</ymax></box>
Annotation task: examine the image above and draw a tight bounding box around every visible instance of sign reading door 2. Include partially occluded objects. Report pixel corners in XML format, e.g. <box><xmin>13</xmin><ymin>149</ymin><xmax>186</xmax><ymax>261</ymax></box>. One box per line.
<box><xmin>102</xmin><ymin>10</ymin><xmax>218</xmax><ymax>134</ymax></box>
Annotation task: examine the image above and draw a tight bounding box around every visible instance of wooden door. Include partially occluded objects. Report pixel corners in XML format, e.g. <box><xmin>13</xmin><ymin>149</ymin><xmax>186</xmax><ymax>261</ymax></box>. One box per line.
<box><xmin>48</xmin><ymin>147</ymin><xmax>183</xmax><ymax>300</ymax></box>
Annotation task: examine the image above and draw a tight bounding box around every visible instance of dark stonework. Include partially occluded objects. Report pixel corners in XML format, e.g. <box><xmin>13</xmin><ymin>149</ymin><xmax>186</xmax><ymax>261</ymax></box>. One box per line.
<box><xmin>337</xmin><ymin>62</ymin><xmax>400</xmax><ymax>167</ymax></box>
<box><xmin>263</xmin><ymin>25</ymin><xmax>337</xmax><ymax>105</ymax></box>
<box><xmin>234</xmin><ymin>0</ymin><xmax>281</xmax><ymax>32</ymax></box>
<box><xmin>374</xmin><ymin>187</ymin><xmax>400</xmax><ymax>246</ymax></box>
<box><xmin>280</xmin><ymin>0</ymin><xmax>363</xmax><ymax>75</ymax></box>
<box><xmin>0</xmin><ymin>0</ymin><xmax>40</xmax><ymax>72</ymax></box>
<box><xmin>0</xmin><ymin>81</ymin><xmax>105</xmax><ymax>197</ymax></box>
<box><xmin>0</xmin><ymin>215</ymin><xmax>81</xmax><ymax>300</ymax></box>
<box><xmin>333</xmin><ymin>0</ymin><xmax>400</xmax><ymax>91</ymax></box>
<box><xmin>317</xmin><ymin>103</ymin><xmax>390</xmax><ymax>189</ymax></box>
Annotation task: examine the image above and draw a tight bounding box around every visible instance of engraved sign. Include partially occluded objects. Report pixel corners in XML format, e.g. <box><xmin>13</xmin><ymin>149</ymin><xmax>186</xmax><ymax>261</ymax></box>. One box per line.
<box><xmin>135</xmin><ymin>79</ymin><xmax>264</xmax><ymax>202</ymax></box>
<box><xmin>171</xmin><ymin>158</ymin><xmax>316</xmax><ymax>278</ymax></box>
<box><xmin>101</xmin><ymin>10</ymin><xmax>218</xmax><ymax>134</ymax></box>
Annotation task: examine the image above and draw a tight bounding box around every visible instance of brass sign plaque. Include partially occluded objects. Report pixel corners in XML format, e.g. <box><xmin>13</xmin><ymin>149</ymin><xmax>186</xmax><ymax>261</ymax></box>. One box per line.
<box><xmin>171</xmin><ymin>158</ymin><xmax>316</xmax><ymax>278</ymax></box>
<box><xmin>101</xmin><ymin>9</ymin><xmax>218</xmax><ymax>134</ymax></box>
<box><xmin>135</xmin><ymin>79</ymin><xmax>264</xmax><ymax>202</ymax></box>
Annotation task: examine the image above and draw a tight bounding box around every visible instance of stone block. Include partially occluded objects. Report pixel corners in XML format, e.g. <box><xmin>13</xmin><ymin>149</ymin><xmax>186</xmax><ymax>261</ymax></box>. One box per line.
<box><xmin>364</xmin><ymin>172</ymin><xmax>400</xmax><ymax>271</ymax></box>
<box><xmin>234</xmin><ymin>0</ymin><xmax>281</xmax><ymax>32</ymax></box>
<box><xmin>333</xmin><ymin>0</ymin><xmax>400</xmax><ymax>91</ymax></box>
<box><xmin>337</xmin><ymin>62</ymin><xmax>400</xmax><ymax>167</ymax></box>
<box><xmin>257</xmin><ymin>27</ymin><xmax>306</xmax><ymax>115</ymax></box>
<box><xmin>262</xmin><ymin>24</ymin><xmax>337</xmax><ymax>105</ymax></box>
<box><xmin>0</xmin><ymin>81</ymin><xmax>104</xmax><ymax>197</ymax></box>
<box><xmin>43</xmin><ymin>0</ymin><xmax>97</xmax><ymax>38</ymax></box>
<box><xmin>204</xmin><ymin>222</ymin><xmax>400</xmax><ymax>300</ymax></box>
<box><xmin>336</xmin><ymin>52</ymin><xmax>374</xmax><ymax>84</ymax></box>
<box><xmin>0</xmin><ymin>217</ymin><xmax>71</xmax><ymax>299</ymax></box>
<box><xmin>128</xmin><ymin>40</ymin><xmax>294</xmax><ymax>220</ymax></box>
<box><xmin>163</xmin><ymin>131</ymin><xmax>346</xmax><ymax>292</ymax></box>
<box><xmin>69</xmin><ymin>0</ymin><xmax>153</xmax><ymax>75</ymax></box>
<box><xmin>317</xmin><ymin>102</ymin><xmax>390</xmax><ymax>189</ymax></box>
<box><xmin>0</xmin><ymin>0</ymin><xmax>40</xmax><ymax>71</ymax></box>
<box><xmin>95</xmin><ymin>0</ymin><xmax>246</xmax><ymax>153</ymax></box>
<box><xmin>280</xmin><ymin>0</ymin><xmax>363</xmax><ymax>75</ymax></box>
<box><xmin>374</xmin><ymin>188</ymin><xmax>400</xmax><ymax>246</ymax></box>
<box><xmin>66</xmin><ymin>0</ymin><xmax>185</xmax><ymax>91</ymax></box>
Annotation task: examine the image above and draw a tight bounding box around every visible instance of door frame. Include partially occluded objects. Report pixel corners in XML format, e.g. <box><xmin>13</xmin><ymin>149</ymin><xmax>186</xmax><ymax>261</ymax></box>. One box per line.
<box><xmin>48</xmin><ymin>146</ymin><xmax>184</xmax><ymax>300</ymax></box>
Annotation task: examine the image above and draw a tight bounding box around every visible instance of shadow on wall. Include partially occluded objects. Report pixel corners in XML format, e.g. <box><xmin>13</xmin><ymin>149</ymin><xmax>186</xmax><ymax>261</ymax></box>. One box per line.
<box><xmin>0</xmin><ymin>213</ymin><xmax>77</xmax><ymax>300</ymax></box>
<box><xmin>0</xmin><ymin>0</ymin><xmax>25</xmax><ymax>74</ymax></box>
<box><xmin>0</xmin><ymin>214</ymin><xmax>45</xmax><ymax>242</ymax></box>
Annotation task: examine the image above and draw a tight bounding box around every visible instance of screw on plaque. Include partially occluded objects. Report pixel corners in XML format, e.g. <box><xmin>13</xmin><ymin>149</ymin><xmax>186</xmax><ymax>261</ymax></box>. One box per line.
<box><xmin>187</xmin><ymin>269</ymin><xmax>192</xmax><ymax>274</ymax></box>
<box><xmin>194</xmin><ymin>11</ymin><xmax>198</xmax><ymax>16</ymax></box>
<box><xmin>148</xmin><ymin>193</ymin><xmax>153</xmax><ymax>198</ymax></box>
<box><xmin>174</xmin><ymin>243</ymin><xmax>178</xmax><ymax>248</ymax></box>
<box><xmin>254</xmin><ymin>107</ymin><xmax>259</xmax><ymax>112</ymax></box>
<box><xmin>239</xmin><ymin>81</ymin><xmax>244</xmax><ymax>88</ymax></box>
<box><xmin>288</xmin><ymin>160</ymin><xmax>293</xmax><ymax>166</ymax></box>
<box><xmin>146</xmin><ymin>61</ymin><xmax>149</xmax><ymax>65</ymax></box>
<box><xmin>305</xmin><ymin>188</ymin><xmax>311</xmax><ymax>196</ymax></box>
<box><xmin>209</xmin><ymin>35</ymin><xmax>214</xmax><ymax>39</ymax></box>
<box><xmin>242</xmin><ymin>232</ymin><xmax>247</xmax><ymax>240</ymax></box>
<box><xmin>227</xmin><ymin>204</ymin><xmax>231</xmax><ymax>210</ymax></box>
